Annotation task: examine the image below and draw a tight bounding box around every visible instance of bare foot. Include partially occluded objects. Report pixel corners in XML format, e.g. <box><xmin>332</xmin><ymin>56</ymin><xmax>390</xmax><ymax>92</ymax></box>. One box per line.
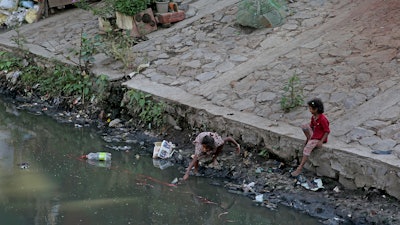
<box><xmin>291</xmin><ymin>169</ymin><xmax>301</xmax><ymax>177</ymax></box>
<box><xmin>209</xmin><ymin>161</ymin><xmax>222</xmax><ymax>170</ymax></box>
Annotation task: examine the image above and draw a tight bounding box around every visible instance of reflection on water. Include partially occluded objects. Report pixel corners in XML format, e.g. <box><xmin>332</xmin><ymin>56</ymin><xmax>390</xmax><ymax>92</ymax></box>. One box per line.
<box><xmin>0</xmin><ymin>98</ymin><xmax>321</xmax><ymax>225</ymax></box>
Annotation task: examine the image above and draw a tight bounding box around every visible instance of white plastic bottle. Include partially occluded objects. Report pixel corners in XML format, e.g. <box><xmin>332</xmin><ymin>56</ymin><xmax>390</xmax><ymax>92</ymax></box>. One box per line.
<box><xmin>86</xmin><ymin>152</ymin><xmax>112</xmax><ymax>161</ymax></box>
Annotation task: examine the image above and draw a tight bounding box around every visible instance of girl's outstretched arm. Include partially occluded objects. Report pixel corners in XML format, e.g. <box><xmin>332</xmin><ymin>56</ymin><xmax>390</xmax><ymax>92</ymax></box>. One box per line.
<box><xmin>183</xmin><ymin>155</ymin><xmax>198</xmax><ymax>180</ymax></box>
<box><xmin>223</xmin><ymin>137</ymin><xmax>241</xmax><ymax>154</ymax></box>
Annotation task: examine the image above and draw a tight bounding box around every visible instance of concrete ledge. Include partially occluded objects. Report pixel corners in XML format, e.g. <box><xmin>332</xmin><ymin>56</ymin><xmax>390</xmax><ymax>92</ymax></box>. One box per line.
<box><xmin>311</xmin><ymin>143</ymin><xmax>400</xmax><ymax>199</ymax></box>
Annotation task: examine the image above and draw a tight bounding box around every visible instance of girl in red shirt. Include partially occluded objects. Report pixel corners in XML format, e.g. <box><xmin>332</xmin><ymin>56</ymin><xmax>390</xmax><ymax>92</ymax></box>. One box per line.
<box><xmin>291</xmin><ymin>98</ymin><xmax>330</xmax><ymax>177</ymax></box>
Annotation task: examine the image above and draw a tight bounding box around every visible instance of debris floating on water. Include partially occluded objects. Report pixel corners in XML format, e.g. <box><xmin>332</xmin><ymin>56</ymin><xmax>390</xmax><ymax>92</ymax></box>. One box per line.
<box><xmin>18</xmin><ymin>162</ymin><xmax>30</xmax><ymax>169</ymax></box>
<box><xmin>171</xmin><ymin>177</ymin><xmax>178</xmax><ymax>184</ymax></box>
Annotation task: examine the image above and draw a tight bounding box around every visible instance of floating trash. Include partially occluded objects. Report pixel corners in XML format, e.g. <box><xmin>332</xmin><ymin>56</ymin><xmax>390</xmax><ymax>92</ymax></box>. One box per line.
<box><xmin>152</xmin><ymin>159</ymin><xmax>174</xmax><ymax>170</ymax></box>
<box><xmin>333</xmin><ymin>186</ymin><xmax>340</xmax><ymax>193</ymax></box>
<box><xmin>297</xmin><ymin>176</ymin><xmax>324</xmax><ymax>191</ymax></box>
<box><xmin>152</xmin><ymin>140</ymin><xmax>175</xmax><ymax>159</ymax></box>
<box><xmin>86</xmin><ymin>159</ymin><xmax>111</xmax><ymax>168</ymax></box>
<box><xmin>255</xmin><ymin>194</ymin><xmax>263</xmax><ymax>202</ymax></box>
<box><xmin>242</xmin><ymin>181</ymin><xmax>256</xmax><ymax>193</ymax></box>
<box><xmin>84</xmin><ymin>152</ymin><xmax>111</xmax><ymax>161</ymax></box>
<box><xmin>171</xmin><ymin>177</ymin><xmax>178</xmax><ymax>184</ymax></box>
<box><xmin>18</xmin><ymin>162</ymin><xmax>29</xmax><ymax>169</ymax></box>
<box><xmin>255</xmin><ymin>167</ymin><xmax>263</xmax><ymax>173</ymax></box>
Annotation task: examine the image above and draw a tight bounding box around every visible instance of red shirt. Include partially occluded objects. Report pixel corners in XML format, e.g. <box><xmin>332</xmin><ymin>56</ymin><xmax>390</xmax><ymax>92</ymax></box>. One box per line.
<box><xmin>310</xmin><ymin>114</ymin><xmax>330</xmax><ymax>142</ymax></box>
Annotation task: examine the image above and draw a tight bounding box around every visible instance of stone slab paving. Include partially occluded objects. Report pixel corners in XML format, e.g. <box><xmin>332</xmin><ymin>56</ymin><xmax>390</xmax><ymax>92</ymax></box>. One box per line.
<box><xmin>1</xmin><ymin>0</ymin><xmax>400</xmax><ymax>198</ymax></box>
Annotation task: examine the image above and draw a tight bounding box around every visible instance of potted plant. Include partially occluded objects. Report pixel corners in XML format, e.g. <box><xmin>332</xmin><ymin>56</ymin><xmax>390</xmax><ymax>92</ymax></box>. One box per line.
<box><xmin>155</xmin><ymin>0</ymin><xmax>169</xmax><ymax>14</ymax></box>
<box><xmin>114</xmin><ymin>0</ymin><xmax>154</xmax><ymax>30</ymax></box>
<box><xmin>114</xmin><ymin>0</ymin><xmax>153</xmax><ymax>17</ymax></box>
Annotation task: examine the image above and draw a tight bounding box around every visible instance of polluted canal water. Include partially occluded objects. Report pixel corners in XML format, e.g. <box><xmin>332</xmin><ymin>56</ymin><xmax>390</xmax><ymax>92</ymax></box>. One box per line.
<box><xmin>0</xmin><ymin>98</ymin><xmax>321</xmax><ymax>225</ymax></box>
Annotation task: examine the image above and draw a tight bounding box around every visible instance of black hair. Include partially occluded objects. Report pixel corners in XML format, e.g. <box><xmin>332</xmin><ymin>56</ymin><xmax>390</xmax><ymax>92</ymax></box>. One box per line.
<box><xmin>308</xmin><ymin>98</ymin><xmax>324</xmax><ymax>114</ymax></box>
<box><xmin>201</xmin><ymin>135</ymin><xmax>215</xmax><ymax>150</ymax></box>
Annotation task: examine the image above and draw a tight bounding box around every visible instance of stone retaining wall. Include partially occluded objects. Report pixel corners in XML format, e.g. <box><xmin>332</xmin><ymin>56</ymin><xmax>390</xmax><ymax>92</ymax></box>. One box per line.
<box><xmin>158</xmin><ymin>95</ymin><xmax>400</xmax><ymax>200</ymax></box>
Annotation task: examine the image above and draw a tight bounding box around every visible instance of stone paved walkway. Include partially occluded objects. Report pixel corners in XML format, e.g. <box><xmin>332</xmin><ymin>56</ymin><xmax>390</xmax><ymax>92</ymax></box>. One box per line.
<box><xmin>1</xmin><ymin>0</ymin><xmax>400</xmax><ymax>199</ymax></box>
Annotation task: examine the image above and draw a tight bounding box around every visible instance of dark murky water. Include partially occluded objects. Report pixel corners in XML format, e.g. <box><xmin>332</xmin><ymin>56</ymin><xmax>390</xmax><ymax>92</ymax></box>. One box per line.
<box><xmin>0</xmin><ymin>99</ymin><xmax>321</xmax><ymax>225</ymax></box>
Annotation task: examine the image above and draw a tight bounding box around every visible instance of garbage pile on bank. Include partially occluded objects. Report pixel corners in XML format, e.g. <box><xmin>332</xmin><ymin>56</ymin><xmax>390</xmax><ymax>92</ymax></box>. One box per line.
<box><xmin>0</xmin><ymin>0</ymin><xmax>39</xmax><ymax>27</ymax></box>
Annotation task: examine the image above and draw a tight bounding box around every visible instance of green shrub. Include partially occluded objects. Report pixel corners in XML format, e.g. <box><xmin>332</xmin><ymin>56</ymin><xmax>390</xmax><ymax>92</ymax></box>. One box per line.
<box><xmin>0</xmin><ymin>51</ymin><xmax>109</xmax><ymax>107</ymax></box>
<box><xmin>0</xmin><ymin>52</ymin><xmax>21</xmax><ymax>71</ymax></box>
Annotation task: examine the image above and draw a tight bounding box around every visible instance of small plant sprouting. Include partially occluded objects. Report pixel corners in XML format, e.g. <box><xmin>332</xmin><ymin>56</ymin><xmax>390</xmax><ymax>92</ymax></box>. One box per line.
<box><xmin>0</xmin><ymin>51</ymin><xmax>21</xmax><ymax>71</ymax></box>
<box><xmin>99</xmin><ymin>31</ymin><xmax>137</xmax><ymax>69</ymax></box>
<box><xmin>67</xmin><ymin>30</ymin><xmax>102</xmax><ymax>74</ymax></box>
<box><xmin>123</xmin><ymin>90</ymin><xmax>165</xmax><ymax>129</ymax></box>
<box><xmin>77</xmin><ymin>31</ymin><xmax>102</xmax><ymax>74</ymax></box>
<box><xmin>258</xmin><ymin>148</ymin><xmax>269</xmax><ymax>158</ymax></box>
<box><xmin>10</xmin><ymin>27</ymin><xmax>31</xmax><ymax>59</ymax></box>
<box><xmin>10</xmin><ymin>28</ymin><xmax>27</xmax><ymax>50</ymax></box>
<box><xmin>280</xmin><ymin>74</ymin><xmax>304</xmax><ymax>113</ymax></box>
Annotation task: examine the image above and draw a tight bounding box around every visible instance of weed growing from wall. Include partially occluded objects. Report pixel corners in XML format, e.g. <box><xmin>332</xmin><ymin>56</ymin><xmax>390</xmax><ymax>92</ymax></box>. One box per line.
<box><xmin>122</xmin><ymin>90</ymin><xmax>165</xmax><ymax>129</ymax></box>
<box><xmin>280</xmin><ymin>74</ymin><xmax>304</xmax><ymax>112</ymax></box>
<box><xmin>10</xmin><ymin>28</ymin><xmax>27</xmax><ymax>51</ymax></box>
<box><xmin>258</xmin><ymin>148</ymin><xmax>269</xmax><ymax>158</ymax></box>
<box><xmin>98</xmin><ymin>31</ymin><xmax>138</xmax><ymax>70</ymax></box>
<box><xmin>0</xmin><ymin>52</ymin><xmax>21</xmax><ymax>70</ymax></box>
<box><xmin>68</xmin><ymin>30</ymin><xmax>103</xmax><ymax>74</ymax></box>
